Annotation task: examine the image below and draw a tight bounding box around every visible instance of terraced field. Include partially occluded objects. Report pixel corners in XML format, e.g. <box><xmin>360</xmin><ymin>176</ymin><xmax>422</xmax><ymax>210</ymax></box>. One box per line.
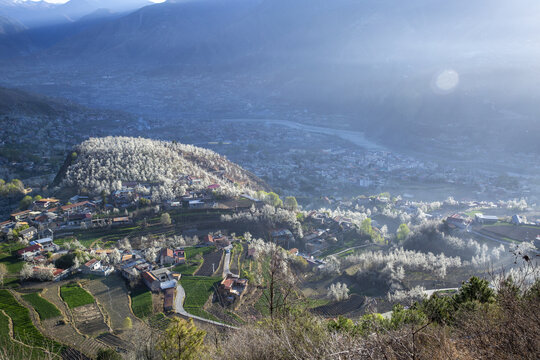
<box><xmin>479</xmin><ymin>223</ymin><xmax>540</xmax><ymax>242</ymax></box>
<box><xmin>60</xmin><ymin>283</ymin><xmax>94</xmax><ymax>309</ymax></box>
<box><xmin>0</xmin><ymin>243</ymin><xmax>25</xmax><ymax>287</ymax></box>
<box><xmin>71</xmin><ymin>303</ymin><xmax>109</xmax><ymax>336</ymax></box>
<box><xmin>0</xmin><ymin>309</ymin><xmax>53</xmax><ymax>360</ymax></box>
<box><xmin>195</xmin><ymin>249</ymin><xmax>223</xmax><ymax>276</ymax></box>
<box><xmin>173</xmin><ymin>246</ymin><xmax>217</xmax><ymax>275</ymax></box>
<box><xmin>21</xmin><ymin>292</ymin><xmax>61</xmax><ymax>320</ymax></box>
<box><xmin>96</xmin><ymin>333</ymin><xmax>129</xmax><ymax>351</ymax></box>
<box><xmin>180</xmin><ymin>276</ymin><xmax>221</xmax><ymax>321</ymax></box>
<box><xmin>0</xmin><ymin>290</ymin><xmax>63</xmax><ymax>357</ymax></box>
<box><xmin>39</xmin><ymin>284</ymin><xmax>108</xmax><ymax>358</ymax></box>
<box><xmin>82</xmin><ymin>275</ymin><xmax>136</xmax><ymax>331</ymax></box>
<box><xmin>229</xmin><ymin>242</ymin><xmax>245</xmax><ymax>274</ymax></box>
<box><xmin>130</xmin><ymin>285</ymin><xmax>153</xmax><ymax>319</ymax></box>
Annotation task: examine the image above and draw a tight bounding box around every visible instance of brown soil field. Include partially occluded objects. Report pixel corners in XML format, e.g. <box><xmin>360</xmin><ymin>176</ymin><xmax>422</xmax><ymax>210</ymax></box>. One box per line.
<box><xmin>71</xmin><ymin>303</ymin><xmax>109</xmax><ymax>336</ymax></box>
<box><xmin>96</xmin><ymin>333</ymin><xmax>129</xmax><ymax>351</ymax></box>
<box><xmin>195</xmin><ymin>249</ymin><xmax>223</xmax><ymax>276</ymax></box>
<box><xmin>82</xmin><ymin>274</ymin><xmax>138</xmax><ymax>332</ymax></box>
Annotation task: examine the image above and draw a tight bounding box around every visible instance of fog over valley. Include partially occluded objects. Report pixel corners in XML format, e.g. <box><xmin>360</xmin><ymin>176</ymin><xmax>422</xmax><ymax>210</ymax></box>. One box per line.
<box><xmin>0</xmin><ymin>3</ymin><xmax>539</xmax><ymax>358</ymax></box>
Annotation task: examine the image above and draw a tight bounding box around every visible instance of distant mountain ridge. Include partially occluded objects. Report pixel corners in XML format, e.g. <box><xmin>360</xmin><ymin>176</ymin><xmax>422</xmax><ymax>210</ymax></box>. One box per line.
<box><xmin>1</xmin><ymin>0</ymin><xmax>540</xmax><ymax>155</ymax></box>
<box><xmin>0</xmin><ymin>0</ymin><xmax>152</xmax><ymax>27</ymax></box>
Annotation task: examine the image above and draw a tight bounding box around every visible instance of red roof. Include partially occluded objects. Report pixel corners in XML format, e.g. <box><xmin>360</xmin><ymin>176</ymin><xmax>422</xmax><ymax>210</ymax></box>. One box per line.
<box><xmin>53</xmin><ymin>268</ymin><xmax>64</xmax><ymax>277</ymax></box>
<box><xmin>221</xmin><ymin>279</ymin><xmax>233</xmax><ymax>290</ymax></box>
<box><xmin>35</xmin><ymin>198</ymin><xmax>59</xmax><ymax>204</ymax></box>
<box><xmin>207</xmin><ymin>184</ymin><xmax>220</xmax><ymax>189</ymax></box>
<box><xmin>17</xmin><ymin>244</ymin><xmax>42</xmax><ymax>256</ymax></box>
<box><xmin>203</xmin><ymin>234</ymin><xmax>214</xmax><ymax>243</ymax></box>
<box><xmin>142</xmin><ymin>271</ymin><xmax>157</xmax><ymax>283</ymax></box>
<box><xmin>162</xmin><ymin>248</ymin><xmax>173</xmax><ymax>258</ymax></box>
<box><xmin>84</xmin><ymin>259</ymin><xmax>98</xmax><ymax>268</ymax></box>
<box><xmin>11</xmin><ymin>210</ymin><xmax>30</xmax><ymax>217</ymax></box>
<box><xmin>49</xmin><ymin>201</ymin><xmax>91</xmax><ymax>213</ymax></box>
<box><xmin>34</xmin><ymin>215</ymin><xmax>48</xmax><ymax>223</ymax></box>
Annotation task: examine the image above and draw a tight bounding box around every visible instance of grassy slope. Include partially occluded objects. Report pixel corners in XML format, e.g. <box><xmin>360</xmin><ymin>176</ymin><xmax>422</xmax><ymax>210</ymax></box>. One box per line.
<box><xmin>0</xmin><ymin>243</ymin><xmax>25</xmax><ymax>286</ymax></box>
<box><xmin>21</xmin><ymin>292</ymin><xmax>61</xmax><ymax>320</ymax></box>
<box><xmin>59</xmin><ymin>283</ymin><xmax>94</xmax><ymax>309</ymax></box>
<box><xmin>130</xmin><ymin>286</ymin><xmax>153</xmax><ymax>319</ymax></box>
<box><xmin>0</xmin><ymin>290</ymin><xmax>63</xmax><ymax>355</ymax></box>
<box><xmin>180</xmin><ymin>276</ymin><xmax>221</xmax><ymax>320</ymax></box>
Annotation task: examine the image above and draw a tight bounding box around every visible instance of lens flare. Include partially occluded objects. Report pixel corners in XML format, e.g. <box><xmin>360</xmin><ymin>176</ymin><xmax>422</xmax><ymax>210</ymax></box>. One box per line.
<box><xmin>433</xmin><ymin>69</ymin><xmax>460</xmax><ymax>93</ymax></box>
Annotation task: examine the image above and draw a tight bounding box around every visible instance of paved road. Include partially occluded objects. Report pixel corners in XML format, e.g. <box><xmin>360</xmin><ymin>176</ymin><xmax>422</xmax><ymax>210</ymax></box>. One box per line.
<box><xmin>174</xmin><ymin>283</ymin><xmax>238</xmax><ymax>329</ymax></box>
<box><xmin>222</xmin><ymin>245</ymin><xmax>233</xmax><ymax>277</ymax></box>
<box><xmin>423</xmin><ymin>288</ymin><xmax>458</xmax><ymax>297</ymax></box>
<box><xmin>174</xmin><ymin>282</ymin><xmax>187</xmax><ymax>314</ymax></box>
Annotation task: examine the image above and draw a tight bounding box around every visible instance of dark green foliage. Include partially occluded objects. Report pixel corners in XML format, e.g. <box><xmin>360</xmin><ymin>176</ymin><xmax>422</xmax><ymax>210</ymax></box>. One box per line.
<box><xmin>455</xmin><ymin>276</ymin><xmax>495</xmax><ymax>304</ymax></box>
<box><xmin>19</xmin><ymin>195</ymin><xmax>33</xmax><ymax>210</ymax></box>
<box><xmin>54</xmin><ymin>253</ymin><xmax>76</xmax><ymax>269</ymax></box>
<box><xmin>389</xmin><ymin>304</ymin><xmax>426</xmax><ymax>328</ymax></box>
<box><xmin>97</xmin><ymin>348</ymin><xmax>122</xmax><ymax>360</ymax></box>
<box><xmin>418</xmin><ymin>293</ymin><xmax>455</xmax><ymax>324</ymax></box>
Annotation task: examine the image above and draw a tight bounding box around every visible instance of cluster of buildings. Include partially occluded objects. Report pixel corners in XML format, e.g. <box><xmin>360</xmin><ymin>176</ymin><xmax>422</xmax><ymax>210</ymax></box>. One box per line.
<box><xmin>217</xmin><ymin>273</ymin><xmax>248</xmax><ymax>307</ymax></box>
<box><xmin>1</xmin><ymin>198</ymin><xmax>97</xmax><ymax>240</ymax></box>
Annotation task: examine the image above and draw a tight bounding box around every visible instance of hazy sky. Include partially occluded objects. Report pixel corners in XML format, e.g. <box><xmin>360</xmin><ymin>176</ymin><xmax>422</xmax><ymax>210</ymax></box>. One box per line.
<box><xmin>25</xmin><ymin>0</ymin><xmax>166</xmax><ymax>3</ymax></box>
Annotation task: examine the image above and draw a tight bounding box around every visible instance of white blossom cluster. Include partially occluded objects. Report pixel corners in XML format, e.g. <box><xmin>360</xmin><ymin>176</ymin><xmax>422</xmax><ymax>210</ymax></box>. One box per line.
<box><xmin>328</xmin><ymin>282</ymin><xmax>350</xmax><ymax>301</ymax></box>
<box><xmin>404</xmin><ymin>220</ymin><xmax>507</xmax><ymax>266</ymax></box>
<box><xmin>386</xmin><ymin>285</ymin><xmax>426</xmax><ymax>303</ymax></box>
<box><xmin>343</xmin><ymin>248</ymin><xmax>462</xmax><ymax>287</ymax></box>
<box><xmin>63</xmin><ymin>136</ymin><xmax>265</xmax><ymax>199</ymax></box>
<box><xmin>498</xmin><ymin>198</ymin><xmax>529</xmax><ymax>211</ymax></box>
<box><xmin>317</xmin><ymin>207</ymin><xmax>368</xmax><ymax>227</ymax></box>
<box><xmin>221</xmin><ymin>204</ymin><xmax>303</xmax><ymax>238</ymax></box>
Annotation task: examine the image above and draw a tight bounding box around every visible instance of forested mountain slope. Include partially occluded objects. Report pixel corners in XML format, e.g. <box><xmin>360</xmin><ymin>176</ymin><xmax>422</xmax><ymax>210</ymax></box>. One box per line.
<box><xmin>59</xmin><ymin>136</ymin><xmax>270</xmax><ymax>199</ymax></box>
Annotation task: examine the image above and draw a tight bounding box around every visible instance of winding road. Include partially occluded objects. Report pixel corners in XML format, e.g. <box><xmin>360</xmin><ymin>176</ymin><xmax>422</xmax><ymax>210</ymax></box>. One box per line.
<box><xmin>174</xmin><ymin>247</ymin><xmax>238</xmax><ymax>330</ymax></box>
<box><xmin>173</xmin><ymin>282</ymin><xmax>238</xmax><ymax>329</ymax></box>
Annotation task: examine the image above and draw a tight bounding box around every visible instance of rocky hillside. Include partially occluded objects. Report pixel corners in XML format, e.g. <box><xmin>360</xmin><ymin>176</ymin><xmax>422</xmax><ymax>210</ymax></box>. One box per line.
<box><xmin>58</xmin><ymin>136</ymin><xmax>269</xmax><ymax>199</ymax></box>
